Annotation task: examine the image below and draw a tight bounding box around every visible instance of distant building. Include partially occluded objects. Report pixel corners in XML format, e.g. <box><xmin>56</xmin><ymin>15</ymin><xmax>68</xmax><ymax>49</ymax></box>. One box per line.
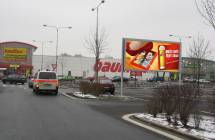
<box><xmin>32</xmin><ymin>55</ymin><xmax>154</xmax><ymax>79</ymax></box>
<box><xmin>0</xmin><ymin>41</ymin><xmax>37</xmax><ymax>76</ymax></box>
<box><xmin>182</xmin><ymin>57</ymin><xmax>215</xmax><ymax>80</ymax></box>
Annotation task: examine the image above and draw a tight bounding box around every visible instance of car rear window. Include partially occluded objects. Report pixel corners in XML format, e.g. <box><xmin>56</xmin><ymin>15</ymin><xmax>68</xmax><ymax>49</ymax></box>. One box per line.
<box><xmin>100</xmin><ymin>79</ymin><xmax>112</xmax><ymax>84</ymax></box>
<box><xmin>39</xmin><ymin>72</ymin><xmax>56</xmax><ymax>79</ymax></box>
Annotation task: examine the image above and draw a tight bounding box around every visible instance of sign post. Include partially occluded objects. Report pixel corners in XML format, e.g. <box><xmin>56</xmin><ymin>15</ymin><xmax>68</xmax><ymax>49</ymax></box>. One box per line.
<box><xmin>52</xmin><ymin>64</ymin><xmax>57</xmax><ymax>71</ymax></box>
<box><xmin>120</xmin><ymin>39</ymin><xmax>125</xmax><ymax>97</ymax></box>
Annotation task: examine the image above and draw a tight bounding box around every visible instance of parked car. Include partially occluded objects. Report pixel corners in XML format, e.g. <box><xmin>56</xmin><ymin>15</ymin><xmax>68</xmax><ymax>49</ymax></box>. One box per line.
<box><xmin>28</xmin><ymin>78</ymin><xmax>34</xmax><ymax>88</ymax></box>
<box><xmin>32</xmin><ymin>71</ymin><xmax>59</xmax><ymax>95</ymax></box>
<box><xmin>111</xmin><ymin>76</ymin><xmax>129</xmax><ymax>82</ymax></box>
<box><xmin>96</xmin><ymin>78</ymin><xmax>115</xmax><ymax>95</ymax></box>
<box><xmin>147</xmin><ymin>77</ymin><xmax>164</xmax><ymax>82</ymax></box>
<box><xmin>198</xmin><ymin>79</ymin><xmax>210</xmax><ymax>83</ymax></box>
<box><xmin>183</xmin><ymin>77</ymin><xmax>196</xmax><ymax>83</ymax></box>
<box><xmin>2</xmin><ymin>74</ymin><xmax>27</xmax><ymax>84</ymax></box>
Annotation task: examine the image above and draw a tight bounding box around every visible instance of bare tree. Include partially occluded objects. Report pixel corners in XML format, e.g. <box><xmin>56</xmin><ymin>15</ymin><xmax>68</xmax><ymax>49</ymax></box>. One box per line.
<box><xmin>85</xmin><ymin>29</ymin><xmax>108</xmax><ymax>81</ymax></box>
<box><xmin>188</xmin><ymin>34</ymin><xmax>210</xmax><ymax>91</ymax></box>
<box><xmin>195</xmin><ymin>0</ymin><xmax>215</xmax><ymax>31</ymax></box>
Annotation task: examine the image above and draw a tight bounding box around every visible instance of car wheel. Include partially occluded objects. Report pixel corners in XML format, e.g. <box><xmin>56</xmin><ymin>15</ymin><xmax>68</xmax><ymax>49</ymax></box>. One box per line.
<box><xmin>35</xmin><ymin>89</ymin><xmax>40</xmax><ymax>94</ymax></box>
<box><xmin>3</xmin><ymin>81</ymin><xmax>6</xmax><ymax>84</ymax></box>
<box><xmin>22</xmin><ymin>82</ymin><xmax>24</xmax><ymax>85</ymax></box>
<box><xmin>110</xmin><ymin>91</ymin><xmax>115</xmax><ymax>95</ymax></box>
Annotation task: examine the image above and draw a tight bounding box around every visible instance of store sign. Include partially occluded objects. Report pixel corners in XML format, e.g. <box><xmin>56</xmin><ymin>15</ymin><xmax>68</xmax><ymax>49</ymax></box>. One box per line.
<box><xmin>3</xmin><ymin>48</ymin><xmax>27</xmax><ymax>61</ymax></box>
<box><xmin>10</xmin><ymin>64</ymin><xmax>20</xmax><ymax>68</ymax></box>
<box><xmin>95</xmin><ymin>61</ymin><xmax>148</xmax><ymax>74</ymax></box>
<box><xmin>95</xmin><ymin>61</ymin><xmax>122</xmax><ymax>73</ymax></box>
<box><xmin>123</xmin><ymin>39</ymin><xmax>180</xmax><ymax>72</ymax></box>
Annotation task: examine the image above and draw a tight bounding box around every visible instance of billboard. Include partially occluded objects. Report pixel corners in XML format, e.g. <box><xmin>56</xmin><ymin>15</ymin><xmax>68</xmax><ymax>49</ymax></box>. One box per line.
<box><xmin>123</xmin><ymin>39</ymin><xmax>180</xmax><ymax>72</ymax></box>
<box><xmin>3</xmin><ymin>48</ymin><xmax>27</xmax><ymax>61</ymax></box>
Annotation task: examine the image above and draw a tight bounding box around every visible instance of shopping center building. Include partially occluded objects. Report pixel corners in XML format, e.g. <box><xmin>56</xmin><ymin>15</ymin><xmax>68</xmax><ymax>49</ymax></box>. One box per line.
<box><xmin>32</xmin><ymin>55</ymin><xmax>215</xmax><ymax>80</ymax></box>
<box><xmin>32</xmin><ymin>55</ymin><xmax>155</xmax><ymax>79</ymax></box>
<box><xmin>0</xmin><ymin>41</ymin><xmax>37</xmax><ymax>76</ymax></box>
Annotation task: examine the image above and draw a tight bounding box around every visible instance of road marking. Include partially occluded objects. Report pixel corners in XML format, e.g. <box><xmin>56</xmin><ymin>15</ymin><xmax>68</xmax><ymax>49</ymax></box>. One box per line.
<box><xmin>61</xmin><ymin>92</ymin><xmax>77</xmax><ymax>100</ymax></box>
<box><xmin>122</xmin><ymin>113</ymin><xmax>184</xmax><ymax>140</ymax></box>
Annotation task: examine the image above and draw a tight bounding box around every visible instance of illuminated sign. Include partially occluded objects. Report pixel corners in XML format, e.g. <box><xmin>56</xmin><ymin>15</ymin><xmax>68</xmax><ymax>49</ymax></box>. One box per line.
<box><xmin>3</xmin><ymin>48</ymin><xmax>27</xmax><ymax>61</ymax></box>
<box><xmin>123</xmin><ymin>39</ymin><xmax>180</xmax><ymax>72</ymax></box>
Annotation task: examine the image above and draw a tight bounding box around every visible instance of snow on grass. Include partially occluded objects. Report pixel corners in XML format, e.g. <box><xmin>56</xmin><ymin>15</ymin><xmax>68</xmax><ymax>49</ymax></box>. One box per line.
<box><xmin>73</xmin><ymin>92</ymin><xmax>97</xmax><ymax>99</ymax></box>
<box><xmin>136</xmin><ymin>113</ymin><xmax>215</xmax><ymax>140</ymax></box>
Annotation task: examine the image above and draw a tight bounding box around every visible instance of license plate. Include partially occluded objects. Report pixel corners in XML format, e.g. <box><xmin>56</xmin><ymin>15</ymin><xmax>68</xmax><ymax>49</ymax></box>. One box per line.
<box><xmin>43</xmin><ymin>83</ymin><xmax>51</xmax><ymax>87</ymax></box>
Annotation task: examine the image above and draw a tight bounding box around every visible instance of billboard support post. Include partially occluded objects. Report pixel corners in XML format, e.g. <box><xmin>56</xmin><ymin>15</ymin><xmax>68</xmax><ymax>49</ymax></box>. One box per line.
<box><xmin>120</xmin><ymin>39</ymin><xmax>125</xmax><ymax>97</ymax></box>
<box><xmin>179</xmin><ymin>39</ymin><xmax>182</xmax><ymax>85</ymax></box>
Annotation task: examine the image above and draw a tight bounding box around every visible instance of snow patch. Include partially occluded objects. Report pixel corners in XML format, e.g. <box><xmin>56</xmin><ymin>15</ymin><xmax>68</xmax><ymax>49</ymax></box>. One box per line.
<box><xmin>73</xmin><ymin>92</ymin><xmax>97</xmax><ymax>99</ymax></box>
<box><xmin>136</xmin><ymin>113</ymin><xmax>215</xmax><ymax>140</ymax></box>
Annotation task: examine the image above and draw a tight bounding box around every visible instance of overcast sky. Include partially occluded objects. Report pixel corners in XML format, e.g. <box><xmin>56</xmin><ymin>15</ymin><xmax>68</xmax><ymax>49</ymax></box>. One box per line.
<box><xmin>0</xmin><ymin>0</ymin><xmax>214</xmax><ymax>59</ymax></box>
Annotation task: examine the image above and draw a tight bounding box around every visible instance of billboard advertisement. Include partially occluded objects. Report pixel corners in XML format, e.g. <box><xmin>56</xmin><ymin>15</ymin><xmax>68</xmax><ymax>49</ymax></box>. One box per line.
<box><xmin>3</xmin><ymin>48</ymin><xmax>27</xmax><ymax>61</ymax></box>
<box><xmin>123</xmin><ymin>39</ymin><xmax>180</xmax><ymax>72</ymax></box>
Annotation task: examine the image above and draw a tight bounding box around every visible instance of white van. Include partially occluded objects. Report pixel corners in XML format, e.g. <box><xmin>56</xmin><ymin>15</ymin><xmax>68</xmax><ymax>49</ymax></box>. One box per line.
<box><xmin>32</xmin><ymin>71</ymin><xmax>59</xmax><ymax>95</ymax></box>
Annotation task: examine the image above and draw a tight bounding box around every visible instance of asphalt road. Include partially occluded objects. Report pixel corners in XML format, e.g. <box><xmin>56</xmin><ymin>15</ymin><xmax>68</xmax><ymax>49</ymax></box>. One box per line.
<box><xmin>0</xmin><ymin>83</ymin><xmax>168</xmax><ymax>140</ymax></box>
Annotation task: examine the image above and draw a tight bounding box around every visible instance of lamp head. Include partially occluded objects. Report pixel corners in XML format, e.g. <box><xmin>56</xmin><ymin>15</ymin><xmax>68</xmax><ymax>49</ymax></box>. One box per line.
<box><xmin>101</xmin><ymin>0</ymin><xmax>105</xmax><ymax>3</ymax></box>
<box><xmin>91</xmin><ymin>8</ymin><xmax>95</xmax><ymax>11</ymax></box>
<box><xmin>43</xmin><ymin>24</ymin><xmax>47</xmax><ymax>27</ymax></box>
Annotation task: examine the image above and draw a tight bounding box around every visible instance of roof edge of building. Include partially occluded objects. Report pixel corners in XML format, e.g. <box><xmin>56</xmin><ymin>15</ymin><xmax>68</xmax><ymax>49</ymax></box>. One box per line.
<box><xmin>0</xmin><ymin>41</ymin><xmax>38</xmax><ymax>50</ymax></box>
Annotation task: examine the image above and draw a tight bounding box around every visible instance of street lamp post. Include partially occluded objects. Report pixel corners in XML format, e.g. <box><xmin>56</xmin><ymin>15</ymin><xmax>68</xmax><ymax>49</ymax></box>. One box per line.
<box><xmin>92</xmin><ymin>0</ymin><xmax>105</xmax><ymax>81</ymax></box>
<box><xmin>169</xmin><ymin>34</ymin><xmax>192</xmax><ymax>84</ymax></box>
<box><xmin>43</xmin><ymin>25</ymin><xmax>72</xmax><ymax>72</ymax></box>
<box><xmin>33</xmin><ymin>40</ymin><xmax>53</xmax><ymax>70</ymax></box>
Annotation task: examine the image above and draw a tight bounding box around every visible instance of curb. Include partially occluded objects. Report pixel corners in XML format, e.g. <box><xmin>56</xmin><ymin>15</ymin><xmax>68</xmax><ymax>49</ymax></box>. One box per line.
<box><xmin>123</xmin><ymin>113</ymin><xmax>203</xmax><ymax>140</ymax></box>
<box><xmin>98</xmin><ymin>95</ymin><xmax>145</xmax><ymax>101</ymax></box>
<box><xmin>61</xmin><ymin>92</ymin><xmax>78</xmax><ymax>100</ymax></box>
<box><xmin>122</xmin><ymin>114</ymin><xmax>184</xmax><ymax>140</ymax></box>
<box><xmin>62</xmin><ymin>91</ymin><xmax>145</xmax><ymax>101</ymax></box>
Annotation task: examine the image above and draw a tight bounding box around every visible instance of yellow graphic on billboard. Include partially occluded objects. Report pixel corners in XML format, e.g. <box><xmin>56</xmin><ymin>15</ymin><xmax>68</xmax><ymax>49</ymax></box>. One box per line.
<box><xmin>3</xmin><ymin>48</ymin><xmax>27</xmax><ymax>61</ymax></box>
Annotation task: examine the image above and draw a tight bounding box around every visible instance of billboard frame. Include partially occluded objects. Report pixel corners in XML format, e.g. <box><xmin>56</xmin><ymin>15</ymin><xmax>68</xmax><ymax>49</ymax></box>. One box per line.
<box><xmin>122</xmin><ymin>38</ymin><xmax>181</xmax><ymax>72</ymax></box>
<box><xmin>120</xmin><ymin>38</ymin><xmax>182</xmax><ymax>96</ymax></box>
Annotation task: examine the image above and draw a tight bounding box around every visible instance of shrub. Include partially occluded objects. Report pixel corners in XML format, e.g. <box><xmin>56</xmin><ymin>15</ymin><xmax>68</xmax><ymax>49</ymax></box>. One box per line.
<box><xmin>193</xmin><ymin>109</ymin><xmax>202</xmax><ymax>129</ymax></box>
<box><xmin>157</xmin><ymin>84</ymin><xmax>179</xmax><ymax>124</ymax></box>
<box><xmin>178</xmin><ymin>84</ymin><xmax>199</xmax><ymax>127</ymax></box>
<box><xmin>79</xmin><ymin>81</ymin><xmax>91</xmax><ymax>94</ymax></box>
<box><xmin>209</xmin><ymin>95</ymin><xmax>215</xmax><ymax>123</ymax></box>
<box><xmin>90</xmin><ymin>83</ymin><xmax>105</xmax><ymax>96</ymax></box>
<box><xmin>79</xmin><ymin>81</ymin><xmax>105</xmax><ymax>96</ymax></box>
<box><xmin>145</xmin><ymin>95</ymin><xmax>160</xmax><ymax>118</ymax></box>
